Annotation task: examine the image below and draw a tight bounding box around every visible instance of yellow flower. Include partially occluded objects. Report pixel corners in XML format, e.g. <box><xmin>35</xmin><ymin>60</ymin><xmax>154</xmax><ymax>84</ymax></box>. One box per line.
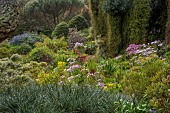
<box><xmin>58</xmin><ymin>61</ymin><xmax>66</xmax><ymax>68</ymax></box>
<box><xmin>107</xmin><ymin>83</ymin><xmax>114</xmax><ymax>87</ymax></box>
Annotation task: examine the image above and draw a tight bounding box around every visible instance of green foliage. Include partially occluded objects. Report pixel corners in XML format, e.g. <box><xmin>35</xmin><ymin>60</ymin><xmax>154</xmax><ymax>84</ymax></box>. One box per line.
<box><xmin>0</xmin><ymin>47</ymin><xmax>13</xmax><ymax>59</ymax></box>
<box><xmin>15</xmin><ymin>43</ymin><xmax>32</xmax><ymax>55</ymax></box>
<box><xmin>41</xmin><ymin>29</ymin><xmax>53</xmax><ymax>36</ymax></box>
<box><xmin>89</xmin><ymin>0</ymin><xmax>156</xmax><ymax>57</ymax></box>
<box><xmin>68</xmin><ymin>15</ymin><xmax>89</xmax><ymax>31</ymax></box>
<box><xmin>84</xmin><ymin>41</ymin><xmax>96</xmax><ymax>55</ymax></box>
<box><xmin>26</xmin><ymin>46</ymin><xmax>54</xmax><ymax>64</ymax></box>
<box><xmin>0</xmin><ymin>84</ymin><xmax>150</xmax><ymax>113</ymax></box>
<box><xmin>42</xmin><ymin>37</ymin><xmax>68</xmax><ymax>53</ymax></box>
<box><xmin>102</xmin><ymin>0</ymin><xmax>132</xmax><ymax>16</ymax></box>
<box><xmin>165</xmin><ymin>50</ymin><xmax>170</xmax><ymax>59</ymax></box>
<box><xmin>10</xmin><ymin>54</ymin><xmax>22</xmax><ymax>62</ymax></box>
<box><xmin>120</xmin><ymin>55</ymin><xmax>170</xmax><ymax>111</ymax></box>
<box><xmin>51</xmin><ymin>22</ymin><xmax>69</xmax><ymax>38</ymax></box>
<box><xmin>124</xmin><ymin>0</ymin><xmax>151</xmax><ymax>44</ymax></box>
<box><xmin>0</xmin><ymin>58</ymin><xmax>33</xmax><ymax>92</ymax></box>
<box><xmin>0</xmin><ymin>0</ymin><xmax>19</xmax><ymax>43</ymax></box>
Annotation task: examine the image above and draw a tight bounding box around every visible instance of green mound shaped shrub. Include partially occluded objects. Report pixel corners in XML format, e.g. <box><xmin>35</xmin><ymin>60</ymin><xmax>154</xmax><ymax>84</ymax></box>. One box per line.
<box><xmin>68</xmin><ymin>15</ymin><xmax>89</xmax><ymax>31</ymax></box>
<box><xmin>51</xmin><ymin>22</ymin><xmax>69</xmax><ymax>38</ymax></box>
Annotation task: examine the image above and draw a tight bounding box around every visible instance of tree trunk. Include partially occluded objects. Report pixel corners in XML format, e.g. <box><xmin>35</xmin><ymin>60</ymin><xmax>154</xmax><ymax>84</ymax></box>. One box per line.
<box><xmin>0</xmin><ymin>0</ymin><xmax>19</xmax><ymax>43</ymax></box>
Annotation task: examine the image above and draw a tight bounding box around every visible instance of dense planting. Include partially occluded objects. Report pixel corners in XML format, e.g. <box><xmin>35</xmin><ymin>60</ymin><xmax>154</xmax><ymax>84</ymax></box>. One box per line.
<box><xmin>1</xmin><ymin>0</ymin><xmax>170</xmax><ymax>112</ymax></box>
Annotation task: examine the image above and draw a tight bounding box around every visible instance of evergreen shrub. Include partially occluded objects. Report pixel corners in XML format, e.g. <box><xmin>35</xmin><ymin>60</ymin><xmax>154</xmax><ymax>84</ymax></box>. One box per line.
<box><xmin>68</xmin><ymin>15</ymin><xmax>89</xmax><ymax>31</ymax></box>
<box><xmin>51</xmin><ymin>22</ymin><xmax>69</xmax><ymax>38</ymax></box>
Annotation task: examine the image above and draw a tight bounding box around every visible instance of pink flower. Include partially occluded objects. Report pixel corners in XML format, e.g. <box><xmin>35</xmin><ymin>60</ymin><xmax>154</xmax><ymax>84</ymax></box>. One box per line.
<box><xmin>67</xmin><ymin>64</ymin><xmax>81</xmax><ymax>72</ymax></box>
<box><xmin>68</xmin><ymin>76</ymin><xmax>74</xmax><ymax>82</ymax></box>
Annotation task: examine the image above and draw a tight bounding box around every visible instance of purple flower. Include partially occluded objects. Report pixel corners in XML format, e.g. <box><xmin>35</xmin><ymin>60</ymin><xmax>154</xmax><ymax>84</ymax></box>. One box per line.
<box><xmin>151</xmin><ymin>40</ymin><xmax>159</xmax><ymax>44</ymax></box>
<box><xmin>114</xmin><ymin>55</ymin><xmax>122</xmax><ymax>60</ymax></box>
<box><xmin>74</xmin><ymin>42</ymin><xmax>83</xmax><ymax>48</ymax></box>
<box><xmin>149</xmin><ymin>109</ymin><xmax>156</xmax><ymax>113</ymax></box>
<box><xmin>158</xmin><ymin>43</ymin><xmax>163</xmax><ymax>47</ymax></box>
<box><xmin>98</xmin><ymin>82</ymin><xmax>105</xmax><ymax>88</ymax></box>
<box><xmin>126</xmin><ymin>44</ymin><xmax>141</xmax><ymax>55</ymax></box>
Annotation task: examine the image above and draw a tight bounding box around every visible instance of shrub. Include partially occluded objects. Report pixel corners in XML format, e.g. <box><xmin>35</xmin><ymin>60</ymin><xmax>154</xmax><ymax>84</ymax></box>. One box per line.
<box><xmin>41</xmin><ymin>29</ymin><xmax>53</xmax><ymax>36</ymax></box>
<box><xmin>120</xmin><ymin>55</ymin><xmax>170</xmax><ymax>111</ymax></box>
<box><xmin>10</xmin><ymin>33</ymin><xmax>43</xmax><ymax>46</ymax></box>
<box><xmin>68</xmin><ymin>28</ymin><xmax>85</xmax><ymax>49</ymax></box>
<box><xmin>102</xmin><ymin>0</ymin><xmax>132</xmax><ymax>16</ymax></box>
<box><xmin>26</xmin><ymin>46</ymin><xmax>54</xmax><ymax>64</ymax></box>
<box><xmin>68</xmin><ymin>15</ymin><xmax>89</xmax><ymax>31</ymax></box>
<box><xmin>42</xmin><ymin>37</ymin><xmax>68</xmax><ymax>53</ymax></box>
<box><xmin>165</xmin><ymin>51</ymin><xmax>170</xmax><ymax>59</ymax></box>
<box><xmin>84</xmin><ymin>41</ymin><xmax>97</xmax><ymax>55</ymax></box>
<box><xmin>10</xmin><ymin>54</ymin><xmax>22</xmax><ymax>62</ymax></box>
<box><xmin>0</xmin><ymin>47</ymin><xmax>12</xmax><ymax>59</ymax></box>
<box><xmin>16</xmin><ymin>43</ymin><xmax>32</xmax><ymax>55</ymax></box>
<box><xmin>51</xmin><ymin>22</ymin><xmax>69</xmax><ymax>38</ymax></box>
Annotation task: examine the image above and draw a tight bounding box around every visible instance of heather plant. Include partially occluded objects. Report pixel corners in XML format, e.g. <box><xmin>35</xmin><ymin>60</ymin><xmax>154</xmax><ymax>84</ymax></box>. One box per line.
<box><xmin>0</xmin><ymin>58</ymin><xmax>22</xmax><ymax>77</ymax></box>
<box><xmin>0</xmin><ymin>46</ymin><xmax>13</xmax><ymax>59</ymax></box>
